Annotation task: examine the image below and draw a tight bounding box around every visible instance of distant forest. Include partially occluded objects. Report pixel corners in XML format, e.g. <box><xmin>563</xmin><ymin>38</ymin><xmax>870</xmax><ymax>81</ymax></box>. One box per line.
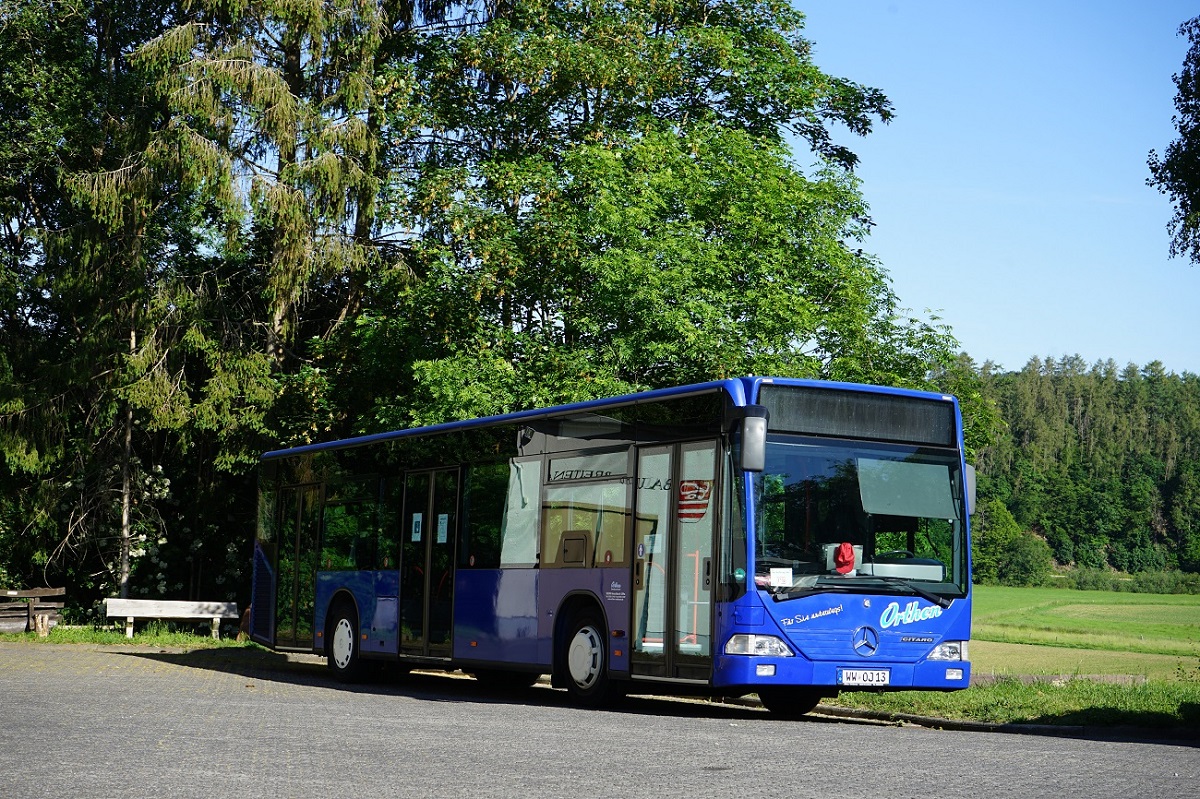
<box><xmin>969</xmin><ymin>355</ymin><xmax>1200</xmax><ymax>581</ymax></box>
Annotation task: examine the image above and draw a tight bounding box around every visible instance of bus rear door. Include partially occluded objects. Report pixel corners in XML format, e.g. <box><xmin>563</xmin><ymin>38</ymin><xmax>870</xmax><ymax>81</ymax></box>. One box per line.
<box><xmin>399</xmin><ymin>469</ymin><xmax>459</xmax><ymax>659</ymax></box>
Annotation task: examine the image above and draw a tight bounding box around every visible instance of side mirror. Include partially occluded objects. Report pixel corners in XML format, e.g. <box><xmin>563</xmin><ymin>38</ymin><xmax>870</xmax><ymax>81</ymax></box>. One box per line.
<box><xmin>739</xmin><ymin>405</ymin><xmax>768</xmax><ymax>472</ymax></box>
<box><xmin>965</xmin><ymin>464</ymin><xmax>977</xmax><ymax>516</ymax></box>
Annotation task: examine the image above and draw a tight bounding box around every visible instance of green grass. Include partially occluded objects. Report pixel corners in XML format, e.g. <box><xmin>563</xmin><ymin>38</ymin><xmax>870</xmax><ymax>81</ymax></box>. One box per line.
<box><xmin>824</xmin><ymin>585</ymin><xmax>1200</xmax><ymax>732</ymax></box>
<box><xmin>828</xmin><ymin>676</ymin><xmax>1200</xmax><ymax>729</ymax></box>
<box><xmin>970</xmin><ymin>640</ymin><xmax>1192</xmax><ymax>681</ymax></box>
<box><xmin>0</xmin><ymin>621</ymin><xmax>251</xmax><ymax>648</ymax></box>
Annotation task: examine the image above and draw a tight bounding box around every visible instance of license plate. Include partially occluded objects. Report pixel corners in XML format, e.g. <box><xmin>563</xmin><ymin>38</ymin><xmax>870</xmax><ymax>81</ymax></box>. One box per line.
<box><xmin>838</xmin><ymin>668</ymin><xmax>890</xmax><ymax>686</ymax></box>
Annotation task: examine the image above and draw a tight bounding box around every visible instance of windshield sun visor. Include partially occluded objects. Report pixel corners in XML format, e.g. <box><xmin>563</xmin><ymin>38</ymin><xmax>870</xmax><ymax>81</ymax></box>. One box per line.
<box><xmin>857</xmin><ymin>459</ymin><xmax>959</xmax><ymax>520</ymax></box>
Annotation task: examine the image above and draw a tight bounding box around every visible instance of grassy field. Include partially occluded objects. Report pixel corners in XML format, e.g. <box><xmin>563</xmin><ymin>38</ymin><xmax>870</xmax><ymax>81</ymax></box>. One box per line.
<box><xmin>826</xmin><ymin>585</ymin><xmax>1200</xmax><ymax>731</ymax></box>
<box><xmin>973</xmin><ymin>585</ymin><xmax>1200</xmax><ymax>659</ymax></box>
<box><xmin>970</xmin><ymin>640</ymin><xmax>1192</xmax><ymax>682</ymax></box>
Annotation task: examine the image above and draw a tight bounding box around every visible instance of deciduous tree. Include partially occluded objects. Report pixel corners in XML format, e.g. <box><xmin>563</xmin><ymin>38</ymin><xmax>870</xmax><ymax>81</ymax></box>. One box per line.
<box><xmin>351</xmin><ymin>0</ymin><xmax>955</xmax><ymax>429</ymax></box>
<box><xmin>1148</xmin><ymin>15</ymin><xmax>1200</xmax><ymax>265</ymax></box>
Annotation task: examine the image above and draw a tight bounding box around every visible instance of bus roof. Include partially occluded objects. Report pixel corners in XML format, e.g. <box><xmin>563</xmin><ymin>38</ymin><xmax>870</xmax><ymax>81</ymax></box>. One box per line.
<box><xmin>259</xmin><ymin>376</ymin><xmax>958</xmax><ymax>461</ymax></box>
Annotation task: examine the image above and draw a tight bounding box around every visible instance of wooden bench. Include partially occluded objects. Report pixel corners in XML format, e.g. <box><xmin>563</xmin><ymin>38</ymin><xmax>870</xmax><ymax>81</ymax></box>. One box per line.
<box><xmin>104</xmin><ymin>598</ymin><xmax>240</xmax><ymax>640</ymax></box>
<box><xmin>0</xmin><ymin>588</ymin><xmax>65</xmax><ymax>635</ymax></box>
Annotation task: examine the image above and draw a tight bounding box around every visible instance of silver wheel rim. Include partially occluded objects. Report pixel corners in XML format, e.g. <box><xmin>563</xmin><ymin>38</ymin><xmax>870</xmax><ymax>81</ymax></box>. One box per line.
<box><xmin>331</xmin><ymin>617</ymin><xmax>355</xmax><ymax>670</ymax></box>
<box><xmin>567</xmin><ymin>624</ymin><xmax>603</xmax><ymax>689</ymax></box>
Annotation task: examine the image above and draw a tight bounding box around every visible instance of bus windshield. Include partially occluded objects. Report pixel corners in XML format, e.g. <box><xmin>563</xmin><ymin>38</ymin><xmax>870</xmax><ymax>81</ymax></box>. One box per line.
<box><xmin>752</xmin><ymin>436</ymin><xmax>969</xmax><ymax>601</ymax></box>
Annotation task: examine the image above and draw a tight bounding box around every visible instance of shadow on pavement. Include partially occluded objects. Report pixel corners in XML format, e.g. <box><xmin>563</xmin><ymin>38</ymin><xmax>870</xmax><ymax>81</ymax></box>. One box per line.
<box><xmin>1024</xmin><ymin>703</ymin><xmax>1200</xmax><ymax>745</ymax></box>
<box><xmin>115</xmin><ymin>646</ymin><xmax>1200</xmax><ymax>744</ymax></box>
<box><xmin>113</xmin><ymin>646</ymin><xmax>864</xmax><ymax>726</ymax></box>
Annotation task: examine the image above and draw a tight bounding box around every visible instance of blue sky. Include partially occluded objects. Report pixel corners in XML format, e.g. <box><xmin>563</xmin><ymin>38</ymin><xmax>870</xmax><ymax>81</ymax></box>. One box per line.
<box><xmin>795</xmin><ymin>1</ymin><xmax>1200</xmax><ymax>375</ymax></box>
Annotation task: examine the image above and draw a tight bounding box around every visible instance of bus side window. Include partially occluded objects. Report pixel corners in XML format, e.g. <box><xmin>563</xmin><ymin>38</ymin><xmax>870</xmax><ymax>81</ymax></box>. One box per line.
<box><xmin>542</xmin><ymin>480</ymin><xmax>629</xmax><ymax>568</ymax></box>
<box><xmin>499</xmin><ymin>458</ymin><xmax>541</xmax><ymax>567</ymax></box>
<box><xmin>461</xmin><ymin>462</ymin><xmax>508</xmax><ymax>569</ymax></box>
<box><xmin>594</xmin><ymin>500</ymin><xmax>626</xmax><ymax>566</ymax></box>
<box><xmin>321</xmin><ymin>477</ymin><xmax>380</xmax><ymax>571</ymax></box>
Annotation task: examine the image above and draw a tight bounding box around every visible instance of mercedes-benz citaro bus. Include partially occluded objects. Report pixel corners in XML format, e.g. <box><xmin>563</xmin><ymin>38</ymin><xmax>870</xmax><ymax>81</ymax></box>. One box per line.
<box><xmin>251</xmin><ymin>377</ymin><xmax>974</xmax><ymax>717</ymax></box>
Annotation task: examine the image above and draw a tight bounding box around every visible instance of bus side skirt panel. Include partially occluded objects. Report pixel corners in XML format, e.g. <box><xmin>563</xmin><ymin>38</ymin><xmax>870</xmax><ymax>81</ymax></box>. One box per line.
<box><xmin>452</xmin><ymin>568</ymin><xmax>542</xmax><ymax>665</ymax></box>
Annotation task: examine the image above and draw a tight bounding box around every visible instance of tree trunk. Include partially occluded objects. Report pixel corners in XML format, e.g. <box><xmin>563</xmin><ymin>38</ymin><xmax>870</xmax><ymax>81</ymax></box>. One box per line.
<box><xmin>118</xmin><ymin>328</ymin><xmax>135</xmax><ymax>598</ymax></box>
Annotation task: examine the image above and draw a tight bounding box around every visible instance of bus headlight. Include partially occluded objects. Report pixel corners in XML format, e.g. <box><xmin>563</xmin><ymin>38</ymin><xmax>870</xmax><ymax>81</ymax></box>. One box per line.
<box><xmin>928</xmin><ymin>640</ymin><xmax>967</xmax><ymax>661</ymax></box>
<box><xmin>724</xmin><ymin>634</ymin><xmax>794</xmax><ymax>657</ymax></box>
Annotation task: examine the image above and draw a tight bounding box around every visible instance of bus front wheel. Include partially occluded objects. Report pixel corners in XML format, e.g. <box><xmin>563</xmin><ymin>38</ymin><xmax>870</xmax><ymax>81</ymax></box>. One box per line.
<box><xmin>559</xmin><ymin>610</ymin><xmax>617</xmax><ymax>707</ymax></box>
<box><xmin>757</xmin><ymin>687</ymin><xmax>824</xmax><ymax>719</ymax></box>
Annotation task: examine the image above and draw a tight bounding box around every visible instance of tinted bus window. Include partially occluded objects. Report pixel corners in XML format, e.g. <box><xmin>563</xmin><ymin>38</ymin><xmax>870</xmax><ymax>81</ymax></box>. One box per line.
<box><xmin>321</xmin><ymin>478</ymin><xmax>379</xmax><ymax>570</ymax></box>
<box><xmin>461</xmin><ymin>462</ymin><xmax>508</xmax><ymax>569</ymax></box>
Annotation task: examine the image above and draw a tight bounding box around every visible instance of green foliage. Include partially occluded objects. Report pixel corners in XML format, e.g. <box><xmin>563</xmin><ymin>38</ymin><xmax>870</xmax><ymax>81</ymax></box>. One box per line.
<box><xmin>0</xmin><ymin>0</ymin><xmax>272</xmax><ymax>601</ymax></box>
<box><xmin>350</xmin><ymin>1</ymin><xmax>954</xmax><ymax>428</ymax></box>
<box><xmin>972</xmin><ymin>499</ymin><xmax>1054</xmax><ymax>586</ymax></box>
<box><xmin>1128</xmin><ymin>570</ymin><xmax>1200</xmax><ymax>595</ymax></box>
<box><xmin>1148</xmin><ymin>15</ymin><xmax>1200</xmax><ymax>265</ymax></box>
<box><xmin>932</xmin><ymin>354</ymin><xmax>1005</xmax><ymax>462</ymax></box>
<box><xmin>2</xmin><ymin>0</ymin><xmax>945</xmax><ymax>606</ymax></box>
<box><xmin>1002</xmin><ymin>533</ymin><xmax>1055</xmax><ymax>587</ymax></box>
<box><xmin>2</xmin><ymin>2</ymin><xmax>1195</xmax><ymax>618</ymax></box>
<box><xmin>1068</xmin><ymin>567</ymin><xmax>1119</xmax><ymax>592</ymax></box>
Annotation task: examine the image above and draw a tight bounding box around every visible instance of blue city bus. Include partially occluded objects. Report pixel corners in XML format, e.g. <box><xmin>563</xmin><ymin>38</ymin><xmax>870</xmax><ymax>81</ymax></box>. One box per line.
<box><xmin>251</xmin><ymin>376</ymin><xmax>974</xmax><ymax>716</ymax></box>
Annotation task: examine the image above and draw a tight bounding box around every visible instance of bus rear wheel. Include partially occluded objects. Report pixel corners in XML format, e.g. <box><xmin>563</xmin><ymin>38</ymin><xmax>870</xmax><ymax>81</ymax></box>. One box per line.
<box><xmin>757</xmin><ymin>687</ymin><xmax>824</xmax><ymax>719</ymax></box>
<box><xmin>559</xmin><ymin>609</ymin><xmax>618</xmax><ymax>707</ymax></box>
<box><xmin>327</xmin><ymin>603</ymin><xmax>365</xmax><ymax>683</ymax></box>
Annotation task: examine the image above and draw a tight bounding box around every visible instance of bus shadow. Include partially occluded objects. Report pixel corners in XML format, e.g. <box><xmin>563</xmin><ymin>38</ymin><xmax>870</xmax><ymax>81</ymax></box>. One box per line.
<box><xmin>117</xmin><ymin>645</ymin><xmax>331</xmax><ymax>688</ymax></box>
<box><xmin>117</xmin><ymin>647</ymin><xmax>1196</xmax><ymax>742</ymax></box>
<box><xmin>113</xmin><ymin>646</ymin><xmax>858</xmax><ymax>725</ymax></box>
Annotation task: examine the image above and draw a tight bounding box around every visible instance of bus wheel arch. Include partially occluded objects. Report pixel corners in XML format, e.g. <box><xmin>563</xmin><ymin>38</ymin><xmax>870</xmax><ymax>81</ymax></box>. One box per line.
<box><xmin>553</xmin><ymin>595</ymin><xmax>618</xmax><ymax>707</ymax></box>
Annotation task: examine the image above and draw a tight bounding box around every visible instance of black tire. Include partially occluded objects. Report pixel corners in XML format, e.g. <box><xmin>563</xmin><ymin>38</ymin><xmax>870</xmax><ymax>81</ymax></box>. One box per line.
<box><xmin>326</xmin><ymin>603</ymin><xmax>365</xmax><ymax>683</ymax></box>
<box><xmin>558</xmin><ymin>609</ymin><xmax>619</xmax><ymax>707</ymax></box>
<box><xmin>757</xmin><ymin>687</ymin><xmax>824</xmax><ymax>719</ymax></box>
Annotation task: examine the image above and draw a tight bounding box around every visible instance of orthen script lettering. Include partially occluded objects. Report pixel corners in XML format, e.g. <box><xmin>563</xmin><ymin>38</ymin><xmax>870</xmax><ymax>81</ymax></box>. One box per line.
<box><xmin>879</xmin><ymin>600</ymin><xmax>943</xmax><ymax>629</ymax></box>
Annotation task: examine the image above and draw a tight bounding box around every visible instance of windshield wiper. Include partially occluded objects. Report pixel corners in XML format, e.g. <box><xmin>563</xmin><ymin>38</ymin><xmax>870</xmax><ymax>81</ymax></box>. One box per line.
<box><xmin>773</xmin><ymin>582</ymin><xmax>855</xmax><ymax>602</ymax></box>
<box><xmin>863</xmin><ymin>575</ymin><xmax>954</xmax><ymax>608</ymax></box>
<box><xmin>771</xmin><ymin>574</ymin><xmax>953</xmax><ymax>608</ymax></box>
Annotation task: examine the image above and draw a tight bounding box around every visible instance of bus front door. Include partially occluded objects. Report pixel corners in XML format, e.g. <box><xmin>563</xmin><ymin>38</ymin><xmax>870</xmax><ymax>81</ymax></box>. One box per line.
<box><xmin>400</xmin><ymin>469</ymin><xmax>458</xmax><ymax>659</ymax></box>
<box><xmin>631</xmin><ymin>441</ymin><xmax>717</xmax><ymax>682</ymax></box>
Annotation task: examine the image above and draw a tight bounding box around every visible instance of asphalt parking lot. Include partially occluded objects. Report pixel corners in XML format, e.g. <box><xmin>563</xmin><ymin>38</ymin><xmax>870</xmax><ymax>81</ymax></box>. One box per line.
<box><xmin>1</xmin><ymin>644</ymin><xmax>340</xmax><ymax>798</ymax></box>
<box><xmin>2</xmin><ymin>642</ymin><xmax>1197</xmax><ymax>799</ymax></box>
